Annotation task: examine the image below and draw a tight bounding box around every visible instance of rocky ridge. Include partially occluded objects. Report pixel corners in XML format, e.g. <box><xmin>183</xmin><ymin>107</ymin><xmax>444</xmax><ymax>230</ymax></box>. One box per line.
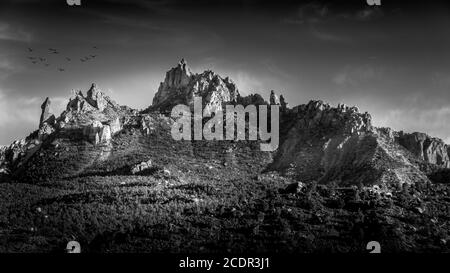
<box><xmin>0</xmin><ymin>59</ymin><xmax>449</xmax><ymax>187</ymax></box>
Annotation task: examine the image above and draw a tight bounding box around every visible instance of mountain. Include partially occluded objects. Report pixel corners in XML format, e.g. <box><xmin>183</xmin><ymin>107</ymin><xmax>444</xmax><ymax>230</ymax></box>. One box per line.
<box><xmin>0</xmin><ymin>59</ymin><xmax>449</xmax><ymax>253</ymax></box>
<box><xmin>1</xmin><ymin>59</ymin><xmax>450</xmax><ymax>184</ymax></box>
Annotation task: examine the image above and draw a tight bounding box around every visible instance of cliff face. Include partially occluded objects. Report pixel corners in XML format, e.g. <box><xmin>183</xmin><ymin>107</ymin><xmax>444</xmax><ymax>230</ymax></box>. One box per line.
<box><xmin>152</xmin><ymin>58</ymin><xmax>193</xmax><ymax>108</ymax></box>
<box><xmin>396</xmin><ymin>131</ymin><xmax>450</xmax><ymax>168</ymax></box>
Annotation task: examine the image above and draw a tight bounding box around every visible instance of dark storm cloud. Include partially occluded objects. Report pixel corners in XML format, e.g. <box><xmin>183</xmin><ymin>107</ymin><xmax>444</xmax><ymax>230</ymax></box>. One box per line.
<box><xmin>1</xmin><ymin>0</ymin><xmax>450</xmax><ymax>144</ymax></box>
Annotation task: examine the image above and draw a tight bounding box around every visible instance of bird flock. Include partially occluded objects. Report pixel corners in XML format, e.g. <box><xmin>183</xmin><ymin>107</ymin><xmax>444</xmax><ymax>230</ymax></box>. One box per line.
<box><xmin>26</xmin><ymin>46</ymin><xmax>99</xmax><ymax>72</ymax></box>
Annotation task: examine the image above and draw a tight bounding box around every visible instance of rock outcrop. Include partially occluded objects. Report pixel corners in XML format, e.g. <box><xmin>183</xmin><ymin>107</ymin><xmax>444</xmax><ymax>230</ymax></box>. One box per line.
<box><xmin>237</xmin><ymin>93</ymin><xmax>267</xmax><ymax>106</ymax></box>
<box><xmin>65</xmin><ymin>84</ymin><xmax>121</xmax><ymax>116</ymax></box>
<box><xmin>268</xmin><ymin>100</ymin><xmax>429</xmax><ymax>187</ymax></box>
<box><xmin>280</xmin><ymin>95</ymin><xmax>287</xmax><ymax>111</ymax></box>
<box><xmin>38</xmin><ymin>123</ymin><xmax>55</xmax><ymax>141</ymax></box>
<box><xmin>0</xmin><ymin>146</ymin><xmax>8</xmax><ymax>175</ymax></box>
<box><xmin>39</xmin><ymin>97</ymin><xmax>54</xmax><ymax>127</ymax></box>
<box><xmin>86</xmin><ymin>83</ymin><xmax>108</xmax><ymax>111</ymax></box>
<box><xmin>82</xmin><ymin>119</ymin><xmax>119</xmax><ymax>145</ymax></box>
<box><xmin>289</xmin><ymin>100</ymin><xmax>372</xmax><ymax>135</ymax></box>
<box><xmin>269</xmin><ymin>90</ymin><xmax>280</xmax><ymax>105</ymax></box>
<box><xmin>38</xmin><ymin>97</ymin><xmax>56</xmax><ymax>141</ymax></box>
<box><xmin>66</xmin><ymin>90</ymin><xmax>99</xmax><ymax>114</ymax></box>
<box><xmin>151</xmin><ymin>59</ymin><xmax>240</xmax><ymax>115</ymax></box>
<box><xmin>396</xmin><ymin>132</ymin><xmax>450</xmax><ymax>168</ymax></box>
<box><xmin>59</xmin><ymin>84</ymin><xmax>124</xmax><ymax>144</ymax></box>
<box><xmin>131</xmin><ymin>159</ymin><xmax>153</xmax><ymax>175</ymax></box>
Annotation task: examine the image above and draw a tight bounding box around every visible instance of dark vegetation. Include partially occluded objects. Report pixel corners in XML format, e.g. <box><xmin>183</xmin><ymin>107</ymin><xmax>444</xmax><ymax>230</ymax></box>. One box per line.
<box><xmin>0</xmin><ymin>121</ymin><xmax>449</xmax><ymax>253</ymax></box>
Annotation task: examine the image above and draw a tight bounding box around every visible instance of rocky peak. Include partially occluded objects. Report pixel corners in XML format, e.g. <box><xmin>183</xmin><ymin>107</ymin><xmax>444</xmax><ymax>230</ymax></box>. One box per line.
<box><xmin>151</xmin><ymin>59</ymin><xmax>240</xmax><ymax>114</ymax></box>
<box><xmin>164</xmin><ymin>58</ymin><xmax>192</xmax><ymax>89</ymax></box>
<box><xmin>39</xmin><ymin>97</ymin><xmax>54</xmax><ymax>127</ymax></box>
<box><xmin>66</xmin><ymin>84</ymin><xmax>119</xmax><ymax>115</ymax></box>
<box><xmin>269</xmin><ymin>90</ymin><xmax>280</xmax><ymax>105</ymax></box>
<box><xmin>280</xmin><ymin>95</ymin><xmax>287</xmax><ymax>110</ymax></box>
<box><xmin>86</xmin><ymin>83</ymin><xmax>107</xmax><ymax>111</ymax></box>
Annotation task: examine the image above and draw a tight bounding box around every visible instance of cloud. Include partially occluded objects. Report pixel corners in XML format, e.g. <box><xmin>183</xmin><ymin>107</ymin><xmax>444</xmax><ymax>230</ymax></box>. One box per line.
<box><xmin>0</xmin><ymin>86</ymin><xmax>68</xmax><ymax>145</ymax></box>
<box><xmin>284</xmin><ymin>2</ymin><xmax>384</xmax><ymax>26</ymax></box>
<box><xmin>233</xmin><ymin>71</ymin><xmax>265</xmax><ymax>96</ymax></box>
<box><xmin>332</xmin><ymin>64</ymin><xmax>383</xmax><ymax>87</ymax></box>
<box><xmin>353</xmin><ymin>8</ymin><xmax>384</xmax><ymax>21</ymax></box>
<box><xmin>0</xmin><ymin>22</ymin><xmax>32</xmax><ymax>42</ymax></box>
<box><xmin>309</xmin><ymin>26</ymin><xmax>350</xmax><ymax>43</ymax></box>
<box><xmin>431</xmin><ymin>72</ymin><xmax>450</xmax><ymax>88</ymax></box>
<box><xmin>0</xmin><ymin>89</ymin><xmax>40</xmax><ymax>127</ymax></box>
<box><xmin>261</xmin><ymin>59</ymin><xmax>296</xmax><ymax>81</ymax></box>
<box><xmin>0</xmin><ymin>57</ymin><xmax>23</xmax><ymax>80</ymax></box>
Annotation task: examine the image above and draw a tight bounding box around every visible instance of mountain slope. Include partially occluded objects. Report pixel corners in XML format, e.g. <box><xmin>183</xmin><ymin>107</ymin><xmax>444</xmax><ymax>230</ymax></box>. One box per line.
<box><xmin>0</xmin><ymin>59</ymin><xmax>449</xmax><ymax>253</ymax></box>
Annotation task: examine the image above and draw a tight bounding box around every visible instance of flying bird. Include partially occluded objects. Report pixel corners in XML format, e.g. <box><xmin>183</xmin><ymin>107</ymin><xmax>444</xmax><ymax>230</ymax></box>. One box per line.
<box><xmin>58</xmin><ymin>68</ymin><xmax>65</xmax><ymax>72</ymax></box>
<box><xmin>66</xmin><ymin>57</ymin><xmax>71</xmax><ymax>61</ymax></box>
<box><xmin>39</xmin><ymin>57</ymin><xmax>46</xmax><ymax>62</ymax></box>
<box><xmin>28</xmin><ymin>47</ymin><xmax>33</xmax><ymax>52</ymax></box>
<box><xmin>93</xmin><ymin>46</ymin><xmax>98</xmax><ymax>49</ymax></box>
<box><xmin>31</xmin><ymin>61</ymin><xmax>37</xmax><ymax>64</ymax></box>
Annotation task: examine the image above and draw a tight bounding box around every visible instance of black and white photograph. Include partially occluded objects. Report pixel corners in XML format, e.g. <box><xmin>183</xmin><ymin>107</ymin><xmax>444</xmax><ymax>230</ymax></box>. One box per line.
<box><xmin>0</xmin><ymin>0</ymin><xmax>449</xmax><ymax>269</ymax></box>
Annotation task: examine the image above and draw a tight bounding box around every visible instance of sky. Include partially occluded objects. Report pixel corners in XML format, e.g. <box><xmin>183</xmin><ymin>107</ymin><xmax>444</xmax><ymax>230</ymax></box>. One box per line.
<box><xmin>0</xmin><ymin>0</ymin><xmax>450</xmax><ymax>145</ymax></box>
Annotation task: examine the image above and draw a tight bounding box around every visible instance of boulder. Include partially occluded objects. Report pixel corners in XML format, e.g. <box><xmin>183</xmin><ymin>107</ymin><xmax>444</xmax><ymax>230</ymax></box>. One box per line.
<box><xmin>281</xmin><ymin>182</ymin><xmax>306</xmax><ymax>194</ymax></box>
<box><xmin>131</xmin><ymin>159</ymin><xmax>152</xmax><ymax>174</ymax></box>
<box><xmin>38</xmin><ymin>123</ymin><xmax>55</xmax><ymax>141</ymax></box>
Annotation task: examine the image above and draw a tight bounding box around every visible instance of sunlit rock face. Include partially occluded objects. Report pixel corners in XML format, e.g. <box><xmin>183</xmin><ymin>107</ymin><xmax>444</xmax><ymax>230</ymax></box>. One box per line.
<box><xmin>268</xmin><ymin>100</ymin><xmax>429</xmax><ymax>187</ymax></box>
<box><xmin>151</xmin><ymin>58</ymin><xmax>193</xmax><ymax>109</ymax></box>
<box><xmin>396</xmin><ymin>132</ymin><xmax>450</xmax><ymax>168</ymax></box>
<box><xmin>151</xmin><ymin>59</ymin><xmax>240</xmax><ymax>115</ymax></box>
<box><xmin>86</xmin><ymin>83</ymin><xmax>108</xmax><ymax>112</ymax></box>
<box><xmin>38</xmin><ymin>97</ymin><xmax>56</xmax><ymax>141</ymax></box>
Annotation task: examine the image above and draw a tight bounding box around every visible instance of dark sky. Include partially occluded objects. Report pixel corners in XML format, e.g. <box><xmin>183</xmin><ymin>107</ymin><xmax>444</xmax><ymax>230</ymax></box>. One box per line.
<box><xmin>1</xmin><ymin>0</ymin><xmax>450</xmax><ymax>145</ymax></box>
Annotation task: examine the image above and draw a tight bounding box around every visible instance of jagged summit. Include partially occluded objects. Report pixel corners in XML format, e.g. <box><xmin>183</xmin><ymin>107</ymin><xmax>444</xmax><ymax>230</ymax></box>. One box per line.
<box><xmin>66</xmin><ymin>83</ymin><xmax>120</xmax><ymax>115</ymax></box>
<box><xmin>1</xmin><ymin>61</ymin><xmax>450</xmax><ymax>189</ymax></box>
<box><xmin>151</xmin><ymin>59</ymin><xmax>240</xmax><ymax>115</ymax></box>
